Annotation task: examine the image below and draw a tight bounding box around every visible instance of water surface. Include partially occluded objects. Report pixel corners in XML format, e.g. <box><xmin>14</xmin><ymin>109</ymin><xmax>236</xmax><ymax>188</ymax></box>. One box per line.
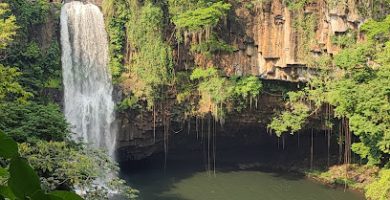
<box><xmin>121</xmin><ymin>146</ymin><xmax>364</xmax><ymax>200</ymax></box>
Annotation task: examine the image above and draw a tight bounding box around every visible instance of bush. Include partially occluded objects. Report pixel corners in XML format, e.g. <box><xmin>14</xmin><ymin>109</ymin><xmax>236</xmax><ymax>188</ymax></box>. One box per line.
<box><xmin>0</xmin><ymin>102</ymin><xmax>69</xmax><ymax>142</ymax></box>
<box><xmin>365</xmin><ymin>169</ymin><xmax>390</xmax><ymax>200</ymax></box>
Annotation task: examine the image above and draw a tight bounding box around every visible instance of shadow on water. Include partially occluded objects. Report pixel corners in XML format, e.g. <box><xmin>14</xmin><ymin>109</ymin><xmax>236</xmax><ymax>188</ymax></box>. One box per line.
<box><xmin>119</xmin><ymin>133</ymin><xmax>364</xmax><ymax>200</ymax></box>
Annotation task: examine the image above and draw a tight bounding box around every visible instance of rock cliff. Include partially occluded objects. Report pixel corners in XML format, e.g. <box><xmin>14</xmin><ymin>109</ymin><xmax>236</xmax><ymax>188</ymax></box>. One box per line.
<box><xmin>194</xmin><ymin>0</ymin><xmax>371</xmax><ymax>82</ymax></box>
<box><xmin>67</xmin><ymin>0</ymin><xmax>381</xmax><ymax>82</ymax></box>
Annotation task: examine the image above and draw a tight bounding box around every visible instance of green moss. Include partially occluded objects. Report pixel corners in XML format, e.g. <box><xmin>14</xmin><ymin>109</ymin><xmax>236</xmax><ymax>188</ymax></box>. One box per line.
<box><xmin>293</xmin><ymin>13</ymin><xmax>318</xmax><ymax>64</ymax></box>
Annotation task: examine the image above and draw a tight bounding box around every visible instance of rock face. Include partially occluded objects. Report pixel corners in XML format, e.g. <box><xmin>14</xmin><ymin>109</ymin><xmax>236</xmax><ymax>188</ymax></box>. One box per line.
<box><xmin>114</xmin><ymin>0</ymin><xmax>376</xmax><ymax>161</ymax></box>
<box><xmin>116</xmin><ymin>110</ymin><xmax>163</xmax><ymax>161</ymax></box>
<box><xmin>115</xmin><ymin>91</ymin><xmax>289</xmax><ymax>161</ymax></box>
<box><xmin>209</xmin><ymin>0</ymin><xmax>365</xmax><ymax>82</ymax></box>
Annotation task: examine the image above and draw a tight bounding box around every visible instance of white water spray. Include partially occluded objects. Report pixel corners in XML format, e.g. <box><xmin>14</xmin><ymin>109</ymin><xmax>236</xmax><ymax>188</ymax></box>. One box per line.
<box><xmin>61</xmin><ymin>1</ymin><xmax>116</xmax><ymax>156</ymax></box>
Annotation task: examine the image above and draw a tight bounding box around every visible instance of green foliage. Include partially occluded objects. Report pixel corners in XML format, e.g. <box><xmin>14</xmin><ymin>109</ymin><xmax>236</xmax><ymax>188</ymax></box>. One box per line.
<box><xmin>0</xmin><ymin>132</ymin><xmax>138</xmax><ymax>200</ymax></box>
<box><xmin>351</xmin><ymin>142</ymin><xmax>378</xmax><ymax>165</ymax></box>
<box><xmin>170</xmin><ymin>0</ymin><xmax>232</xmax><ymax>57</ymax></box>
<box><xmin>173</xmin><ymin>1</ymin><xmax>231</xmax><ymax>31</ymax></box>
<box><xmin>190</xmin><ymin>66</ymin><xmax>219</xmax><ymax>80</ymax></box>
<box><xmin>175</xmin><ymin>71</ymin><xmax>196</xmax><ymax>104</ymax></box>
<box><xmin>0</xmin><ymin>102</ymin><xmax>69</xmax><ymax>142</ymax></box>
<box><xmin>0</xmin><ymin>132</ymin><xmax>18</xmax><ymax>159</ymax></box>
<box><xmin>231</xmin><ymin>76</ymin><xmax>263</xmax><ymax>111</ymax></box>
<box><xmin>268</xmin><ymin>91</ymin><xmax>310</xmax><ymax>136</ymax></box>
<box><xmin>107</xmin><ymin>18</ymin><xmax>126</xmax><ymax>77</ymax></box>
<box><xmin>2</xmin><ymin>0</ymin><xmax>61</xmax><ymax>96</ymax></box>
<box><xmin>190</xmin><ymin>35</ymin><xmax>236</xmax><ymax>57</ymax></box>
<box><xmin>0</xmin><ymin>65</ymin><xmax>31</xmax><ymax>103</ymax></box>
<box><xmin>190</xmin><ymin>66</ymin><xmax>233</xmax><ymax>120</ymax></box>
<box><xmin>118</xmin><ymin>94</ymin><xmax>141</xmax><ymax>111</ymax></box>
<box><xmin>361</xmin><ymin>15</ymin><xmax>390</xmax><ymax>42</ymax></box>
<box><xmin>5</xmin><ymin>0</ymin><xmax>49</xmax><ymax>29</ymax></box>
<box><xmin>103</xmin><ymin>0</ymin><xmax>129</xmax><ymax>78</ymax></box>
<box><xmin>244</xmin><ymin>2</ymin><xmax>255</xmax><ymax>10</ymax></box>
<box><xmin>357</xmin><ymin>0</ymin><xmax>390</xmax><ymax>20</ymax></box>
<box><xmin>4</xmin><ymin>40</ymin><xmax>62</xmax><ymax>95</ymax></box>
<box><xmin>283</xmin><ymin>0</ymin><xmax>313</xmax><ymax>11</ymax></box>
<box><xmin>268</xmin><ymin>15</ymin><xmax>390</xmax><ymax>166</ymax></box>
<box><xmin>0</xmin><ymin>1</ymin><xmax>139</xmax><ymax>199</ymax></box>
<box><xmin>49</xmin><ymin>191</ymin><xmax>83</xmax><ymax>200</ymax></box>
<box><xmin>167</xmin><ymin>0</ymin><xmax>200</xmax><ymax>17</ymax></box>
<box><xmin>365</xmin><ymin>169</ymin><xmax>390</xmax><ymax>200</ymax></box>
<box><xmin>377</xmin><ymin>41</ymin><xmax>390</xmax><ymax>64</ymax></box>
<box><xmin>105</xmin><ymin>0</ymin><xmax>235</xmax><ymax>109</ymax></box>
<box><xmin>44</xmin><ymin>78</ymin><xmax>61</xmax><ymax>89</ymax></box>
<box><xmin>232</xmin><ymin>76</ymin><xmax>263</xmax><ymax>99</ymax></box>
<box><xmin>188</xmin><ymin>67</ymin><xmax>262</xmax><ymax>121</ymax></box>
<box><xmin>22</xmin><ymin>141</ymin><xmax>138</xmax><ymax>199</ymax></box>
<box><xmin>333</xmin><ymin>42</ymin><xmax>372</xmax><ymax>71</ymax></box>
<box><xmin>125</xmin><ymin>1</ymin><xmax>173</xmax><ymax>109</ymax></box>
<box><xmin>0</xmin><ymin>132</ymin><xmax>84</xmax><ymax>200</ymax></box>
<box><xmin>0</xmin><ymin>3</ymin><xmax>31</xmax><ymax>104</ymax></box>
<box><xmin>0</xmin><ymin>3</ymin><xmax>17</xmax><ymax>50</ymax></box>
<box><xmin>307</xmin><ymin>164</ymin><xmax>379</xmax><ymax>191</ymax></box>
<box><xmin>8</xmin><ymin>157</ymin><xmax>42</xmax><ymax>199</ymax></box>
<box><xmin>331</xmin><ymin>31</ymin><xmax>357</xmax><ymax>48</ymax></box>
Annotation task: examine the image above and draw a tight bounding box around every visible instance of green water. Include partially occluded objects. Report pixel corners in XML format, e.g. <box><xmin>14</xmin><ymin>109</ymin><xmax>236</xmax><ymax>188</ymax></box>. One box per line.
<box><xmin>121</xmin><ymin>157</ymin><xmax>364</xmax><ymax>200</ymax></box>
<box><xmin>125</xmin><ymin>169</ymin><xmax>363</xmax><ymax>200</ymax></box>
<box><xmin>120</xmin><ymin>135</ymin><xmax>364</xmax><ymax>200</ymax></box>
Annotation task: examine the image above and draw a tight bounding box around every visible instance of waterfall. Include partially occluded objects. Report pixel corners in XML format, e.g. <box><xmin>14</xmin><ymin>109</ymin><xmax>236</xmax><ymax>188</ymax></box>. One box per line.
<box><xmin>61</xmin><ymin>1</ymin><xmax>116</xmax><ymax>156</ymax></box>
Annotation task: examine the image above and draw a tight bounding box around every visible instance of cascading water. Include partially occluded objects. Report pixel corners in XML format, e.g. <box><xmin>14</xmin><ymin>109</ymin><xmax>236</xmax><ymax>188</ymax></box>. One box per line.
<box><xmin>61</xmin><ymin>1</ymin><xmax>116</xmax><ymax>157</ymax></box>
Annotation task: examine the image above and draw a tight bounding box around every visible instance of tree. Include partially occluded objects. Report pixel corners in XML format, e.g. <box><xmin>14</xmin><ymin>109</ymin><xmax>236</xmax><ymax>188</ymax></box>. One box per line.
<box><xmin>268</xmin><ymin>15</ymin><xmax>390</xmax><ymax>166</ymax></box>
<box><xmin>0</xmin><ymin>3</ymin><xmax>17</xmax><ymax>50</ymax></box>
<box><xmin>0</xmin><ymin>3</ymin><xmax>30</xmax><ymax>103</ymax></box>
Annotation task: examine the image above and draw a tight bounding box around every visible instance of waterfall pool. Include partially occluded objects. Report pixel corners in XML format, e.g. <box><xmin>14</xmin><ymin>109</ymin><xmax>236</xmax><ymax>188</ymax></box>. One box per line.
<box><xmin>120</xmin><ymin>148</ymin><xmax>364</xmax><ymax>200</ymax></box>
